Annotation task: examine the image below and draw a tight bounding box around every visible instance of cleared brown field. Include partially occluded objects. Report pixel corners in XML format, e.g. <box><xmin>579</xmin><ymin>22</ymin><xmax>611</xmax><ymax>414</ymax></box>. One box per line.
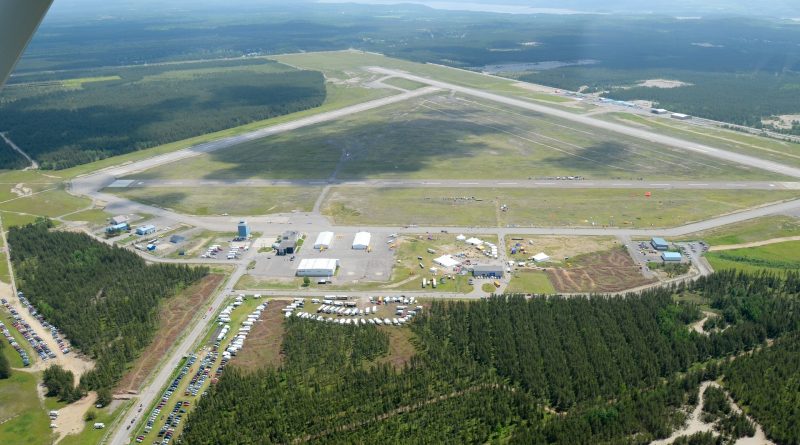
<box><xmin>547</xmin><ymin>248</ymin><xmax>655</xmax><ymax>293</ymax></box>
<box><xmin>117</xmin><ymin>274</ymin><xmax>224</xmax><ymax>392</ymax></box>
<box><xmin>231</xmin><ymin>301</ymin><xmax>287</xmax><ymax>371</ymax></box>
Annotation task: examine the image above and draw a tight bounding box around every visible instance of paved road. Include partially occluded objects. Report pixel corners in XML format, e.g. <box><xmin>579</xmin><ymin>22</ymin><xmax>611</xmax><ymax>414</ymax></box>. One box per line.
<box><xmin>108</xmin><ymin>249</ymin><xmax>255</xmax><ymax>445</ymax></box>
<box><xmin>118</xmin><ymin>178</ymin><xmax>800</xmax><ymax>191</ymax></box>
<box><xmin>369</xmin><ymin>67</ymin><xmax>800</xmax><ymax>180</ymax></box>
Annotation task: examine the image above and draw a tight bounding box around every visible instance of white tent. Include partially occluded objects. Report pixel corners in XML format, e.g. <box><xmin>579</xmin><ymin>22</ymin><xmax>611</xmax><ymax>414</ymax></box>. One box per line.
<box><xmin>352</xmin><ymin>232</ymin><xmax>371</xmax><ymax>250</ymax></box>
<box><xmin>456</xmin><ymin>234</ymin><xmax>467</xmax><ymax>241</ymax></box>
<box><xmin>532</xmin><ymin>252</ymin><xmax>550</xmax><ymax>262</ymax></box>
<box><xmin>433</xmin><ymin>255</ymin><xmax>461</xmax><ymax>268</ymax></box>
<box><xmin>314</xmin><ymin>231</ymin><xmax>334</xmax><ymax>249</ymax></box>
<box><xmin>465</xmin><ymin>237</ymin><xmax>483</xmax><ymax>246</ymax></box>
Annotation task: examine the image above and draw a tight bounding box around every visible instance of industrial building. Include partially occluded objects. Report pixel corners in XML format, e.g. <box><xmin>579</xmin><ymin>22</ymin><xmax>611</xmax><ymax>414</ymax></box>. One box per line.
<box><xmin>472</xmin><ymin>264</ymin><xmax>504</xmax><ymax>278</ymax></box>
<box><xmin>136</xmin><ymin>225</ymin><xmax>156</xmax><ymax>236</ymax></box>
<box><xmin>651</xmin><ymin>237</ymin><xmax>669</xmax><ymax>251</ymax></box>
<box><xmin>237</xmin><ymin>220</ymin><xmax>250</xmax><ymax>239</ymax></box>
<box><xmin>314</xmin><ymin>231</ymin><xmax>334</xmax><ymax>250</ymax></box>
<box><xmin>275</xmin><ymin>231</ymin><xmax>299</xmax><ymax>256</ymax></box>
<box><xmin>651</xmin><ymin>108</ymin><xmax>669</xmax><ymax>115</ymax></box>
<box><xmin>105</xmin><ymin>222</ymin><xmax>129</xmax><ymax>234</ymax></box>
<box><xmin>661</xmin><ymin>251</ymin><xmax>683</xmax><ymax>262</ymax></box>
<box><xmin>296</xmin><ymin>258</ymin><xmax>339</xmax><ymax>277</ymax></box>
<box><xmin>352</xmin><ymin>232</ymin><xmax>371</xmax><ymax>250</ymax></box>
<box><xmin>671</xmin><ymin>113</ymin><xmax>691</xmax><ymax>120</ymax></box>
<box><xmin>532</xmin><ymin>252</ymin><xmax>550</xmax><ymax>262</ymax></box>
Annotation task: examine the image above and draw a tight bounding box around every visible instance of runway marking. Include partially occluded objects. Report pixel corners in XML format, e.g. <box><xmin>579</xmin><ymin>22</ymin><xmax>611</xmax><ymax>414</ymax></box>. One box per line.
<box><xmin>498</xmin><ymin>182</ymin><xmax>517</xmax><ymax>185</ymax></box>
<box><xmin>534</xmin><ymin>182</ymin><xmax>555</xmax><ymax>185</ymax></box>
<box><xmin>459</xmin><ymin>182</ymin><xmax>478</xmax><ymax>185</ymax></box>
<box><xmin>688</xmin><ymin>183</ymin><xmax>709</xmax><ymax>186</ymax></box>
<box><xmin>649</xmin><ymin>183</ymin><xmax>670</xmax><ymax>186</ymax></box>
<box><xmin>423</xmin><ymin>182</ymin><xmax>441</xmax><ymax>185</ymax></box>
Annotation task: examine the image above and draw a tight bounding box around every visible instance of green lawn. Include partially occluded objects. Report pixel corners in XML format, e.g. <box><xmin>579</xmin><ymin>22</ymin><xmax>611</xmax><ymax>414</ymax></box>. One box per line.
<box><xmin>506</xmin><ymin>271</ymin><xmax>557</xmax><ymax>294</ymax></box>
<box><xmin>0</xmin><ymin>212</ymin><xmax>41</xmax><ymax>228</ymax></box>
<box><xmin>602</xmin><ymin>112</ymin><xmax>800</xmax><ymax>169</ymax></box>
<box><xmin>131</xmin><ymin>91</ymin><xmax>783</xmax><ymax>182</ymax></box>
<box><xmin>706</xmin><ymin>241</ymin><xmax>800</xmax><ymax>275</ymax></box>
<box><xmin>679</xmin><ymin>216</ymin><xmax>800</xmax><ymax>246</ymax></box>
<box><xmin>60</xmin><ymin>208</ymin><xmax>112</xmax><ymax>226</ymax></box>
<box><xmin>0</xmin><ymin>371</ymin><xmax>53</xmax><ymax>445</ymax></box>
<box><xmin>323</xmin><ymin>187</ymin><xmax>800</xmax><ymax>228</ymax></box>
<box><xmin>110</xmin><ymin>186</ymin><xmax>321</xmax><ymax>215</ymax></box>
<box><xmin>0</xmin><ymin>188</ymin><xmax>89</xmax><ymax>218</ymax></box>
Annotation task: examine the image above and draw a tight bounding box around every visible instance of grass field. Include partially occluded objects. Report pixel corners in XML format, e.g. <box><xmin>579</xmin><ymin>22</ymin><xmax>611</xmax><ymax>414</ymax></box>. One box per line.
<box><xmin>505</xmin><ymin>271</ymin><xmax>556</xmax><ymax>294</ymax></box>
<box><xmin>273</xmin><ymin>50</ymin><xmax>574</xmax><ymax>104</ymax></box>
<box><xmin>131</xmin><ymin>93</ymin><xmax>784</xmax><ymax>182</ymax></box>
<box><xmin>679</xmin><ymin>216</ymin><xmax>800</xmax><ymax>246</ymax></box>
<box><xmin>602</xmin><ymin>112</ymin><xmax>800</xmax><ymax>169</ymax></box>
<box><xmin>381</xmin><ymin>77</ymin><xmax>427</xmax><ymax>91</ymax></box>
<box><xmin>0</xmin><ymin>371</ymin><xmax>53</xmax><ymax>445</ymax></box>
<box><xmin>0</xmin><ymin>187</ymin><xmax>89</xmax><ymax>219</ymax></box>
<box><xmin>60</xmin><ymin>208</ymin><xmax>112</xmax><ymax>226</ymax></box>
<box><xmin>705</xmin><ymin>241</ymin><xmax>800</xmax><ymax>275</ymax></box>
<box><xmin>322</xmin><ymin>187</ymin><xmax>800</xmax><ymax>228</ymax></box>
<box><xmin>110</xmin><ymin>186</ymin><xmax>321</xmax><ymax>216</ymax></box>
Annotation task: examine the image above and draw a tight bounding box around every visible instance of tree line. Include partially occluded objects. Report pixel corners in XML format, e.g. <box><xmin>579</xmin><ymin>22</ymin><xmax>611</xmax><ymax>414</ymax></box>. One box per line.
<box><xmin>0</xmin><ymin>341</ymin><xmax>10</xmax><ymax>379</ymax></box>
<box><xmin>7</xmin><ymin>220</ymin><xmax>208</xmax><ymax>391</ymax></box>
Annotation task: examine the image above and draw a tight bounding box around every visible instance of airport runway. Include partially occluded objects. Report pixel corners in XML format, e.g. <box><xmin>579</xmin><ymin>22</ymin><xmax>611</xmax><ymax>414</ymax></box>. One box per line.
<box><xmin>117</xmin><ymin>178</ymin><xmax>800</xmax><ymax>191</ymax></box>
<box><xmin>369</xmin><ymin>67</ymin><xmax>800</xmax><ymax>180</ymax></box>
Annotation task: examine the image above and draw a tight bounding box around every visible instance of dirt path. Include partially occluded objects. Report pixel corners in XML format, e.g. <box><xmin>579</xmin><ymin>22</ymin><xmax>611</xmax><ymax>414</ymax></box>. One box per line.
<box><xmin>651</xmin><ymin>381</ymin><xmax>774</xmax><ymax>445</ymax></box>
<box><xmin>53</xmin><ymin>392</ymin><xmax>97</xmax><ymax>444</ymax></box>
<box><xmin>709</xmin><ymin>236</ymin><xmax>800</xmax><ymax>251</ymax></box>
<box><xmin>690</xmin><ymin>311</ymin><xmax>715</xmax><ymax>336</ymax></box>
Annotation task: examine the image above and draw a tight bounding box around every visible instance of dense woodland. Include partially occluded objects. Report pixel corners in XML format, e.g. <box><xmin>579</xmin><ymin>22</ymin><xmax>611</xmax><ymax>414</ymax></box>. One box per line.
<box><xmin>0</xmin><ymin>59</ymin><xmax>326</xmax><ymax>170</ymax></box>
<box><xmin>42</xmin><ymin>364</ymin><xmax>83</xmax><ymax>403</ymax></box>
<box><xmin>723</xmin><ymin>334</ymin><xmax>800</xmax><ymax>445</ymax></box>
<box><xmin>0</xmin><ymin>341</ymin><xmax>9</xmax><ymax>379</ymax></box>
<box><xmin>180</xmin><ymin>270</ymin><xmax>800</xmax><ymax>444</ymax></box>
<box><xmin>7</xmin><ymin>221</ymin><xmax>207</xmax><ymax>390</ymax></box>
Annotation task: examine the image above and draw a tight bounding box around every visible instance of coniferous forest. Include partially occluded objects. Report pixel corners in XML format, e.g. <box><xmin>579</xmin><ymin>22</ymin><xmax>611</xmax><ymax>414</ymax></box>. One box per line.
<box><xmin>7</xmin><ymin>221</ymin><xmax>207</xmax><ymax>391</ymax></box>
<box><xmin>181</xmin><ymin>270</ymin><xmax>800</xmax><ymax>444</ymax></box>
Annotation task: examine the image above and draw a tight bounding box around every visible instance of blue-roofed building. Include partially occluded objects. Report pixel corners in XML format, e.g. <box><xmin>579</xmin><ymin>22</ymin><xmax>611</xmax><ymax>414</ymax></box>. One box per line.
<box><xmin>661</xmin><ymin>251</ymin><xmax>682</xmax><ymax>262</ymax></box>
<box><xmin>651</xmin><ymin>237</ymin><xmax>669</xmax><ymax>251</ymax></box>
<box><xmin>238</xmin><ymin>220</ymin><xmax>250</xmax><ymax>239</ymax></box>
<box><xmin>136</xmin><ymin>224</ymin><xmax>156</xmax><ymax>236</ymax></box>
<box><xmin>105</xmin><ymin>222</ymin><xmax>129</xmax><ymax>234</ymax></box>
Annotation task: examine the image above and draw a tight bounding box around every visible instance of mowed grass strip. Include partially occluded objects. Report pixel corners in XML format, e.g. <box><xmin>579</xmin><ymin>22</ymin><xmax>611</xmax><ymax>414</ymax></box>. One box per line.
<box><xmin>110</xmin><ymin>186</ymin><xmax>321</xmax><ymax>216</ymax></box>
<box><xmin>705</xmin><ymin>241</ymin><xmax>800</xmax><ymax>275</ymax></box>
<box><xmin>678</xmin><ymin>215</ymin><xmax>800</xmax><ymax>246</ymax></box>
<box><xmin>505</xmin><ymin>270</ymin><xmax>556</xmax><ymax>294</ymax></box>
<box><xmin>322</xmin><ymin>187</ymin><xmax>800</xmax><ymax>228</ymax></box>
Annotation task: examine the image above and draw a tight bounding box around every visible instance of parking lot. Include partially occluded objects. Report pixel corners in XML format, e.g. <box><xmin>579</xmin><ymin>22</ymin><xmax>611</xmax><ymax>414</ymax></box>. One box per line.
<box><xmin>248</xmin><ymin>231</ymin><xmax>396</xmax><ymax>283</ymax></box>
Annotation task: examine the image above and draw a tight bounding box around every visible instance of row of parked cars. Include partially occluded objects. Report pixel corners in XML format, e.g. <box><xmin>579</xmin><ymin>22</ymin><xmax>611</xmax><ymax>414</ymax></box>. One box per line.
<box><xmin>18</xmin><ymin>293</ymin><xmax>70</xmax><ymax>355</ymax></box>
<box><xmin>140</xmin><ymin>354</ymin><xmax>197</xmax><ymax>443</ymax></box>
<box><xmin>0</xmin><ymin>316</ymin><xmax>30</xmax><ymax>366</ymax></box>
<box><xmin>1</xmin><ymin>296</ymin><xmax>57</xmax><ymax>363</ymax></box>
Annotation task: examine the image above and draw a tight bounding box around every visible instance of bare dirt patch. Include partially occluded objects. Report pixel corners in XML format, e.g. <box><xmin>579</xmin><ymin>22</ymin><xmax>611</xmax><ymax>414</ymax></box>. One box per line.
<box><xmin>506</xmin><ymin>235</ymin><xmax>618</xmax><ymax>264</ymax></box>
<box><xmin>10</xmin><ymin>183</ymin><xmax>32</xmax><ymax>198</ymax></box>
<box><xmin>637</xmin><ymin>79</ymin><xmax>693</xmax><ymax>89</ymax></box>
<box><xmin>53</xmin><ymin>391</ymin><xmax>97</xmax><ymax>444</ymax></box>
<box><xmin>546</xmin><ymin>248</ymin><xmax>655</xmax><ymax>293</ymax></box>
<box><xmin>115</xmin><ymin>274</ymin><xmax>224</xmax><ymax>392</ymax></box>
<box><xmin>231</xmin><ymin>301</ymin><xmax>287</xmax><ymax>371</ymax></box>
<box><xmin>376</xmin><ymin>327</ymin><xmax>416</xmax><ymax>369</ymax></box>
<box><xmin>761</xmin><ymin>114</ymin><xmax>800</xmax><ymax>130</ymax></box>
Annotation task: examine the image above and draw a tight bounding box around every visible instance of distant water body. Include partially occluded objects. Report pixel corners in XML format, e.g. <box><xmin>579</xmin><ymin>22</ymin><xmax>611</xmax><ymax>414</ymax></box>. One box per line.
<box><xmin>317</xmin><ymin>0</ymin><xmax>600</xmax><ymax>15</ymax></box>
<box><xmin>477</xmin><ymin>59</ymin><xmax>599</xmax><ymax>74</ymax></box>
